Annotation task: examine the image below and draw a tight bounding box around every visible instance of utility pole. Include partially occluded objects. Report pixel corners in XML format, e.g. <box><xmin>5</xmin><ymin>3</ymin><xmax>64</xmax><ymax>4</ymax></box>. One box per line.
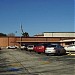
<box><xmin>8</xmin><ymin>37</ymin><xmax>9</xmax><ymax>46</ymax></box>
<box><xmin>20</xmin><ymin>23</ymin><xmax>24</xmax><ymax>47</ymax></box>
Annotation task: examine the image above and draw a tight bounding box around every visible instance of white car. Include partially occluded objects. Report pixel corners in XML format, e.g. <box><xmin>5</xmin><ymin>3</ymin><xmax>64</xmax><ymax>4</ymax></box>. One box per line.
<box><xmin>20</xmin><ymin>46</ymin><xmax>26</xmax><ymax>50</ymax></box>
<box><xmin>45</xmin><ymin>44</ymin><xmax>66</xmax><ymax>55</ymax></box>
<box><xmin>64</xmin><ymin>44</ymin><xmax>75</xmax><ymax>53</ymax></box>
<box><xmin>6</xmin><ymin>46</ymin><xmax>18</xmax><ymax>49</ymax></box>
<box><xmin>27</xmin><ymin>45</ymin><xmax>34</xmax><ymax>51</ymax></box>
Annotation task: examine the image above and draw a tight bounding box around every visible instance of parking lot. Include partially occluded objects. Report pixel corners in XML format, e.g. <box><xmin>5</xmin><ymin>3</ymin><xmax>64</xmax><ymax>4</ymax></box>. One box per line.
<box><xmin>0</xmin><ymin>48</ymin><xmax>75</xmax><ymax>75</ymax></box>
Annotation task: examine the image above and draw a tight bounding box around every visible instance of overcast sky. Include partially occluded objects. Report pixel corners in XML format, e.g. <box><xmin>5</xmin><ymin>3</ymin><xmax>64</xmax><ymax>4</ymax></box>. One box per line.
<box><xmin>0</xmin><ymin>0</ymin><xmax>74</xmax><ymax>36</ymax></box>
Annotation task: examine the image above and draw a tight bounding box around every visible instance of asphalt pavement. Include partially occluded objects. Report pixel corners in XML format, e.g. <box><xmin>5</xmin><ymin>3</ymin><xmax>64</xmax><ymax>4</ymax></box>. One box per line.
<box><xmin>0</xmin><ymin>48</ymin><xmax>75</xmax><ymax>75</ymax></box>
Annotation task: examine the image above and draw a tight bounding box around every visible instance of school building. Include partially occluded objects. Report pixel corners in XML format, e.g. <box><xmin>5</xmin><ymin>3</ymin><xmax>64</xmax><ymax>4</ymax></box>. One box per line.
<box><xmin>0</xmin><ymin>32</ymin><xmax>75</xmax><ymax>47</ymax></box>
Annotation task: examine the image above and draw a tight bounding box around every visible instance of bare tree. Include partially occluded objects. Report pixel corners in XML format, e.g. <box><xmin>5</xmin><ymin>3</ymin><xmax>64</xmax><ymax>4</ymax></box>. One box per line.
<box><xmin>7</xmin><ymin>33</ymin><xmax>15</xmax><ymax>37</ymax></box>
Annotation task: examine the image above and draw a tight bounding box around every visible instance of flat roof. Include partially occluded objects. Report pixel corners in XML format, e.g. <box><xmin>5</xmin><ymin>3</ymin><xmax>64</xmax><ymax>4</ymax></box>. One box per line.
<box><xmin>60</xmin><ymin>39</ymin><xmax>75</xmax><ymax>42</ymax></box>
<box><xmin>44</xmin><ymin>32</ymin><xmax>75</xmax><ymax>33</ymax></box>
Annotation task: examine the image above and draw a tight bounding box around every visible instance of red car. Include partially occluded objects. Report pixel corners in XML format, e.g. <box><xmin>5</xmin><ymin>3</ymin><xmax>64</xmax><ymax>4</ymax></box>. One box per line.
<box><xmin>33</xmin><ymin>43</ymin><xmax>48</xmax><ymax>54</ymax></box>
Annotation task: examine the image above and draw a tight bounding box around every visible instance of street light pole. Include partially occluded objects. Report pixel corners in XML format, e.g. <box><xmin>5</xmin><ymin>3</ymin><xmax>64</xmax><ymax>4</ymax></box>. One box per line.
<box><xmin>20</xmin><ymin>23</ymin><xmax>23</xmax><ymax>48</ymax></box>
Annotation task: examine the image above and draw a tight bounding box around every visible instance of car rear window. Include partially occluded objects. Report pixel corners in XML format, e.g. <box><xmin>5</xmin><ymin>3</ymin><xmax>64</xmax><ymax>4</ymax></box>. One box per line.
<box><xmin>37</xmin><ymin>43</ymin><xmax>48</xmax><ymax>47</ymax></box>
<box><xmin>69</xmin><ymin>45</ymin><xmax>75</xmax><ymax>47</ymax></box>
<box><xmin>37</xmin><ymin>44</ymin><xmax>44</xmax><ymax>46</ymax></box>
<box><xmin>28</xmin><ymin>45</ymin><xmax>34</xmax><ymax>47</ymax></box>
<box><xmin>47</xmin><ymin>44</ymin><xmax>56</xmax><ymax>47</ymax></box>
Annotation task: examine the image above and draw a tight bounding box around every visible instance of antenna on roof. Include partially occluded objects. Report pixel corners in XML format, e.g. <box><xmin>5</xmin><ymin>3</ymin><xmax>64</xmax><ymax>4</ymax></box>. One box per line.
<box><xmin>21</xmin><ymin>23</ymin><xmax>24</xmax><ymax>34</ymax></box>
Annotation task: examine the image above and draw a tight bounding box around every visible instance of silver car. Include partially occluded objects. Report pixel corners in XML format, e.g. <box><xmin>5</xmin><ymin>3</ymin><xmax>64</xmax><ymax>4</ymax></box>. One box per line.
<box><xmin>27</xmin><ymin>45</ymin><xmax>34</xmax><ymax>52</ymax></box>
<box><xmin>45</xmin><ymin>44</ymin><xmax>66</xmax><ymax>55</ymax></box>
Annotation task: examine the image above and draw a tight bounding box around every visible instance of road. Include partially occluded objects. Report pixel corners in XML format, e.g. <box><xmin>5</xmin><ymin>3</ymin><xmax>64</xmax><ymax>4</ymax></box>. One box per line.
<box><xmin>0</xmin><ymin>48</ymin><xmax>75</xmax><ymax>75</ymax></box>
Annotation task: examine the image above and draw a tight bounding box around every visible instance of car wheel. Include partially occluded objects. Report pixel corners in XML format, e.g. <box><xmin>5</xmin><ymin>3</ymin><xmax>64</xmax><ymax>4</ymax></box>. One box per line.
<box><xmin>8</xmin><ymin>47</ymin><xmax>10</xmax><ymax>49</ymax></box>
<box><xmin>38</xmin><ymin>52</ymin><xmax>41</xmax><ymax>54</ymax></box>
<box><xmin>29</xmin><ymin>50</ymin><xmax>32</xmax><ymax>52</ymax></box>
<box><xmin>46</xmin><ymin>53</ymin><xmax>49</xmax><ymax>56</ymax></box>
<box><xmin>0</xmin><ymin>48</ymin><xmax>1</xmax><ymax>50</ymax></box>
<box><xmin>15</xmin><ymin>47</ymin><xmax>17</xmax><ymax>49</ymax></box>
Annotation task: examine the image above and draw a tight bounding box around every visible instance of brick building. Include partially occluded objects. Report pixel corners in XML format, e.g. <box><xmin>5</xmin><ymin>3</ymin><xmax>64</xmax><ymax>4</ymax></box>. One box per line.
<box><xmin>0</xmin><ymin>32</ymin><xmax>75</xmax><ymax>47</ymax></box>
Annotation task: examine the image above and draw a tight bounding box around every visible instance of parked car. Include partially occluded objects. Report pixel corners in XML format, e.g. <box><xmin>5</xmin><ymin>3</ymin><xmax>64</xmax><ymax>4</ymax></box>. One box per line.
<box><xmin>27</xmin><ymin>45</ymin><xmax>34</xmax><ymax>52</ymax></box>
<box><xmin>33</xmin><ymin>43</ymin><xmax>48</xmax><ymax>54</ymax></box>
<box><xmin>20</xmin><ymin>44</ymin><xmax>27</xmax><ymax>50</ymax></box>
<box><xmin>20</xmin><ymin>46</ymin><xmax>26</xmax><ymax>50</ymax></box>
<box><xmin>64</xmin><ymin>44</ymin><xmax>75</xmax><ymax>53</ymax></box>
<box><xmin>45</xmin><ymin>44</ymin><xmax>66</xmax><ymax>55</ymax></box>
<box><xmin>6</xmin><ymin>46</ymin><xmax>18</xmax><ymax>49</ymax></box>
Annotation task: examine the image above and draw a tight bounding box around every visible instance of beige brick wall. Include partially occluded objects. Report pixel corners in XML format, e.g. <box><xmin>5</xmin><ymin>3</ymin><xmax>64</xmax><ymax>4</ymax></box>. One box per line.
<box><xmin>0</xmin><ymin>37</ymin><xmax>75</xmax><ymax>47</ymax></box>
<box><xmin>0</xmin><ymin>37</ymin><xmax>8</xmax><ymax>47</ymax></box>
<box><xmin>0</xmin><ymin>37</ymin><xmax>17</xmax><ymax>47</ymax></box>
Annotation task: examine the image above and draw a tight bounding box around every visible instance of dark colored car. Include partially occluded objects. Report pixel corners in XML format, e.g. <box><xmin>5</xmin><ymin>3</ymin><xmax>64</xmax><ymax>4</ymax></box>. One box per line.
<box><xmin>33</xmin><ymin>43</ymin><xmax>48</xmax><ymax>54</ymax></box>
